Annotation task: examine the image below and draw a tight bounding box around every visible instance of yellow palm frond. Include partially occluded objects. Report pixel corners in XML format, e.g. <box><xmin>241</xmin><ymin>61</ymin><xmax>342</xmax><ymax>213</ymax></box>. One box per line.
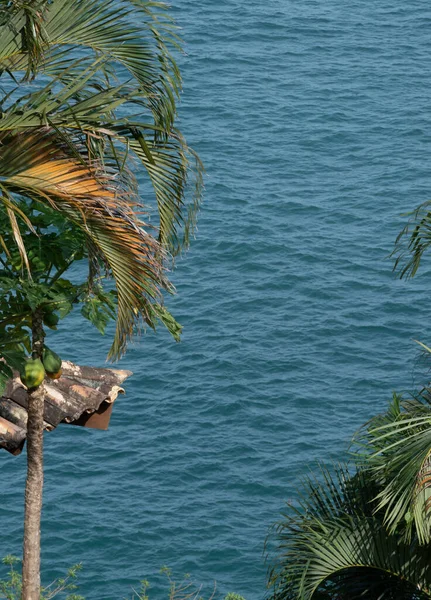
<box><xmin>0</xmin><ymin>127</ymin><xmax>175</xmax><ymax>358</ymax></box>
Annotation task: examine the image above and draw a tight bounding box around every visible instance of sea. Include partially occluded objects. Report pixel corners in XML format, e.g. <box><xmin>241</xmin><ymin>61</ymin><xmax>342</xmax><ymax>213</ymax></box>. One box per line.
<box><xmin>2</xmin><ymin>1</ymin><xmax>431</xmax><ymax>598</ymax></box>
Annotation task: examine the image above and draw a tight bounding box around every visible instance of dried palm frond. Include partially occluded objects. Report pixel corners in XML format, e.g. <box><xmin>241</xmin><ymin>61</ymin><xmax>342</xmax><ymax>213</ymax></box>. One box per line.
<box><xmin>0</xmin><ymin>127</ymin><xmax>178</xmax><ymax>358</ymax></box>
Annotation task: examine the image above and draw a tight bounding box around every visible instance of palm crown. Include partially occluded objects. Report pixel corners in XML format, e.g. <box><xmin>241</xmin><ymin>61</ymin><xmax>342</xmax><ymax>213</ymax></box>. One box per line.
<box><xmin>0</xmin><ymin>0</ymin><xmax>203</xmax><ymax>359</ymax></box>
<box><xmin>268</xmin><ymin>374</ymin><xmax>431</xmax><ymax>599</ymax></box>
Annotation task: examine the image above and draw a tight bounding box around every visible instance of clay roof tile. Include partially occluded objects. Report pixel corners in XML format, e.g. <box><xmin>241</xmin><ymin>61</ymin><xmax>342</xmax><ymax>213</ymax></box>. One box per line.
<box><xmin>0</xmin><ymin>362</ymin><xmax>132</xmax><ymax>455</ymax></box>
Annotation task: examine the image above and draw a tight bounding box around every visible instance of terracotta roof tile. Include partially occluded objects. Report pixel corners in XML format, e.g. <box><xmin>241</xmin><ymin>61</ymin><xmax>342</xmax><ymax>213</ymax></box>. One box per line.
<box><xmin>0</xmin><ymin>361</ymin><xmax>132</xmax><ymax>455</ymax></box>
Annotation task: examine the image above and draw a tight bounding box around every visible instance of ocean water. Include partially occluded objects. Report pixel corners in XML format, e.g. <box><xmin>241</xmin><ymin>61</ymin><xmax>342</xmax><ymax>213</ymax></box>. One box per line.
<box><xmin>2</xmin><ymin>1</ymin><xmax>431</xmax><ymax>598</ymax></box>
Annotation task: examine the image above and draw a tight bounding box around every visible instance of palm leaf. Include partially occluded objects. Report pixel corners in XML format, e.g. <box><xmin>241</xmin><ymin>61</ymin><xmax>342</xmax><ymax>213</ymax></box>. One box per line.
<box><xmin>353</xmin><ymin>390</ymin><xmax>431</xmax><ymax>545</ymax></box>
<box><xmin>0</xmin><ymin>54</ymin><xmax>204</xmax><ymax>255</ymax></box>
<box><xmin>269</xmin><ymin>467</ymin><xmax>431</xmax><ymax>600</ymax></box>
<box><xmin>0</xmin><ymin>127</ymin><xmax>179</xmax><ymax>358</ymax></box>
<box><xmin>0</xmin><ymin>0</ymin><xmax>181</xmax><ymax>129</ymax></box>
<box><xmin>392</xmin><ymin>201</ymin><xmax>431</xmax><ymax>279</ymax></box>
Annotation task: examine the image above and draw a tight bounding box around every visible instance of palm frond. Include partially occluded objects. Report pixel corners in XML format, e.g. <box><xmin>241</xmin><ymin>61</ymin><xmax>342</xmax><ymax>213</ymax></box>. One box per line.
<box><xmin>0</xmin><ymin>127</ymin><xmax>179</xmax><ymax>358</ymax></box>
<box><xmin>268</xmin><ymin>467</ymin><xmax>431</xmax><ymax>600</ymax></box>
<box><xmin>392</xmin><ymin>201</ymin><xmax>431</xmax><ymax>279</ymax></box>
<box><xmin>353</xmin><ymin>390</ymin><xmax>431</xmax><ymax>545</ymax></box>
<box><xmin>369</xmin><ymin>416</ymin><xmax>431</xmax><ymax>544</ymax></box>
<box><xmin>0</xmin><ymin>0</ymin><xmax>182</xmax><ymax>129</ymax></box>
<box><xmin>0</xmin><ymin>54</ymin><xmax>203</xmax><ymax>255</ymax></box>
<box><xmin>126</xmin><ymin>130</ymin><xmax>204</xmax><ymax>254</ymax></box>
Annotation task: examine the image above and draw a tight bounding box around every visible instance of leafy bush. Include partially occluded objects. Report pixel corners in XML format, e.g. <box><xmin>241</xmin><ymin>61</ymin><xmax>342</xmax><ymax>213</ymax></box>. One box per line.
<box><xmin>0</xmin><ymin>558</ymin><xmax>245</xmax><ymax>600</ymax></box>
<box><xmin>0</xmin><ymin>556</ymin><xmax>83</xmax><ymax>600</ymax></box>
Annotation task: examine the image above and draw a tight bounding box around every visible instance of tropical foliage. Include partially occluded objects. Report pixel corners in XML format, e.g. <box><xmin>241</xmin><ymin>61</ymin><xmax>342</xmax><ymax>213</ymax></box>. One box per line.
<box><xmin>268</xmin><ymin>405</ymin><xmax>431</xmax><ymax>598</ymax></box>
<box><xmin>0</xmin><ymin>557</ymin><xmax>245</xmax><ymax>600</ymax></box>
<box><xmin>0</xmin><ymin>199</ymin><xmax>116</xmax><ymax>391</ymax></box>
<box><xmin>268</xmin><ymin>465</ymin><xmax>431</xmax><ymax>599</ymax></box>
<box><xmin>0</xmin><ymin>2</ymin><xmax>203</xmax><ymax>598</ymax></box>
<box><xmin>0</xmin><ymin>0</ymin><xmax>203</xmax><ymax>362</ymax></box>
<box><xmin>393</xmin><ymin>200</ymin><xmax>431</xmax><ymax>278</ymax></box>
<box><xmin>0</xmin><ymin>555</ymin><xmax>83</xmax><ymax>600</ymax></box>
<box><xmin>268</xmin><ymin>216</ymin><xmax>431</xmax><ymax>598</ymax></box>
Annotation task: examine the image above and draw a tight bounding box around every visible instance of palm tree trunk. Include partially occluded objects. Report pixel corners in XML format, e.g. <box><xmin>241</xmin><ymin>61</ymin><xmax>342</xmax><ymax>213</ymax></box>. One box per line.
<box><xmin>22</xmin><ymin>310</ymin><xmax>45</xmax><ymax>600</ymax></box>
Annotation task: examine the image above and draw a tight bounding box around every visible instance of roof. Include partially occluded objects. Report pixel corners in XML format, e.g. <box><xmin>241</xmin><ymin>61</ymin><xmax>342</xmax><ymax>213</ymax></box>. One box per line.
<box><xmin>0</xmin><ymin>361</ymin><xmax>132</xmax><ymax>455</ymax></box>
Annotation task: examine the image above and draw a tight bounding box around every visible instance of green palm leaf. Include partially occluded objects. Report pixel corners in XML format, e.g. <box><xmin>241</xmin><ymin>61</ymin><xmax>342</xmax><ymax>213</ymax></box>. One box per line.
<box><xmin>356</xmin><ymin>392</ymin><xmax>431</xmax><ymax>544</ymax></box>
<box><xmin>0</xmin><ymin>0</ymin><xmax>180</xmax><ymax>129</ymax></box>
<box><xmin>392</xmin><ymin>200</ymin><xmax>431</xmax><ymax>279</ymax></box>
<box><xmin>269</xmin><ymin>467</ymin><xmax>431</xmax><ymax>600</ymax></box>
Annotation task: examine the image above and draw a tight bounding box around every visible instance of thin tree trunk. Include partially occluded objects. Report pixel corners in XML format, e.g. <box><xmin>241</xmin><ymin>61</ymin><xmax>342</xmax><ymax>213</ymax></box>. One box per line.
<box><xmin>22</xmin><ymin>310</ymin><xmax>45</xmax><ymax>600</ymax></box>
<box><xmin>22</xmin><ymin>384</ymin><xmax>45</xmax><ymax>599</ymax></box>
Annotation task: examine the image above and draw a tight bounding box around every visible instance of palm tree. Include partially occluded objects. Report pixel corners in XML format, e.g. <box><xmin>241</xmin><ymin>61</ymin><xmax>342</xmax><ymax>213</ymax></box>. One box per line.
<box><xmin>0</xmin><ymin>2</ymin><xmax>203</xmax><ymax>356</ymax></box>
<box><xmin>0</xmin><ymin>2</ymin><xmax>203</xmax><ymax>598</ymax></box>
<box><xmin>267</xmin><ymin>189</ymin><xmax>431</xmax><ymax>600</ymax></box>
<box><xmin>268</xmin><ymin>383</ymin><xmax>431</xmax><ymax>599</ymax></box>
<box><xmin>268</xmin><ymin>464</ymin><xmax>431</xmax><ymax>599</ymax></box>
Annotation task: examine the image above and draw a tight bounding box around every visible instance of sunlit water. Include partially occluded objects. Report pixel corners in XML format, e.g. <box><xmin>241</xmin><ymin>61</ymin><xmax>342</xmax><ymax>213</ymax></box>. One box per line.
<box><xmin>2</xmin><ymin>1</ymin><xmax>431</xmax><ymax>598</ymax></box>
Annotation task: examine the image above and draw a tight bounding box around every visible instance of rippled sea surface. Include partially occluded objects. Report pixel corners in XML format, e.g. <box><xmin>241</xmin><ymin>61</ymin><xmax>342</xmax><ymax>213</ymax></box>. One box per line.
<box><xmin>3</xmin><ymin>1</ymin><xmax>431</xmax><ymax>598</ymax></box>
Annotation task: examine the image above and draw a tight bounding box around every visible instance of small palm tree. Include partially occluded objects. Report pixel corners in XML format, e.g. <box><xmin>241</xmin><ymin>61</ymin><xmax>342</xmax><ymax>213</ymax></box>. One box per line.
<box><xmin>0</xmin><ymin>2</ymin><xmax>203</xmax><ymax>598</ymax></box>
<box><xmin>268</xmin><ymin>465</ymin><xmax>431</xmax><ymax>599</ymax></box>
<box><xmin>268</xmin><ymin>189</ymin><xmax>431</xmax><ymax>600</ymax></box>
<box><xmin>268</xmin><ymin>380</ymin><xmax>431</xmax><ymax>599</ymax></box>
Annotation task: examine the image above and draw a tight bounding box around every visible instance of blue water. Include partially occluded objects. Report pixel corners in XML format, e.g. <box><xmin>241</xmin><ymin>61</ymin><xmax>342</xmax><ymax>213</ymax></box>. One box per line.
<box><xmin>2</xmin><ymin>1</ymin><xmax>431</xmax><ymax>598</ymax></box>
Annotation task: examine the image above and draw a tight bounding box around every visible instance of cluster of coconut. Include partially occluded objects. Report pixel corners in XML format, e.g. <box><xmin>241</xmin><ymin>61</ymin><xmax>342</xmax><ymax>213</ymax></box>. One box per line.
<box><xmin>20</xmin><ymin>347</ymin><xmax>62</xmax><ymax>391</ymax></box>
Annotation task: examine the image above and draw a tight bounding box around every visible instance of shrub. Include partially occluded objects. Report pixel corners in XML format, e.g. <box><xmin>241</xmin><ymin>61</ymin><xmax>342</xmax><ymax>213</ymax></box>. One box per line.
<box><xmin>0</xmin><ymin>556</ymin><xmax>83</xmax><ymax>600</ymax></box>
<box><xmin>0</xmin><ymin>557</ymin><xmax>246</xmax><ymax>600</ymax></box>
